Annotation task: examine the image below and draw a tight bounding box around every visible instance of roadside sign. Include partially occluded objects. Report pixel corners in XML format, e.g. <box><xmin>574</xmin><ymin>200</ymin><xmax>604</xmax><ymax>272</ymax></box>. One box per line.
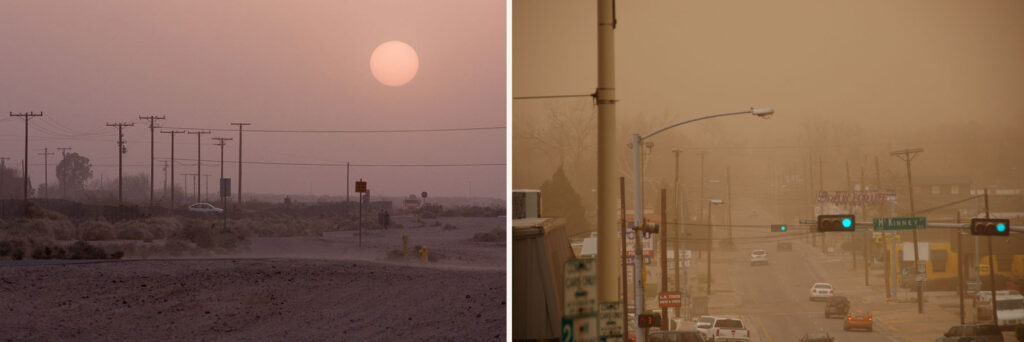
<box><xmin>901</xmin><ymin>267</ymin><xmax>911</xmax><ymax>278</ymax></box>
<box><xmin>565</xmin><ymin>259</ymin><xmax>598</xmax><ymax>317</ymax></box>
<box><xmin>562</xmin><ymin>315</ymin><xmax>599</xmax><ymax>342</ymax></box>
<box><xmin>980</xmin><ymin>265</ymin><xmax>990</xmax><ymax>273</ymax></box>
<box><xmin>622</xmin><ymin>225</ymin><xmax>654</xmax><ymax>257</ymax></box>
<box><xmin>355</xmin><ymin>179</ymin><xmax>367</xmax><ymax>193</ymax></box>
<box><xmin>658</xmin><ymin>292</ymin><xmax>682</xmax><ymax>308</ymax></box>
<box><xmin>967</xmin><ymin>281</ymin><xmax>982</xmax><ymax>292</ymax></box>
<box><xmin>598</xmin><ymin>302</ymin><xmax>623</xmax><ymax>338</ymax></box>
<box><xmin>873</xmin><ymin>217</ymin><xmax>926</xmax><ymax>231</ymax></box>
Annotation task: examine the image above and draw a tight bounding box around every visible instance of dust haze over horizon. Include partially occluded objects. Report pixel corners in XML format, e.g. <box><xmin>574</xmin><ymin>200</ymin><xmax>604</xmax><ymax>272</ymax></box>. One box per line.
<box><xmin>514</xmin><ymin>0</ymin><xmax>1024</xmax><ymax>236</ymax></box>
<box><xmin>0</xmin><ymin>0</ymin><xmax>506</xmax><ymax>202</ymax></box>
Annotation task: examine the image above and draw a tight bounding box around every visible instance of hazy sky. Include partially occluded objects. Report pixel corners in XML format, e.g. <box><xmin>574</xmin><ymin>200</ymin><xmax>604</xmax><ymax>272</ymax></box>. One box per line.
<box><xmin>0</xmin><ymin>0</ymin><xmax>505</xmax><ymax>200</ymax></box>
<box><xmin>514</xmin><ymin>0</ymin><xmax>1024</xmax><ymax>192</ymax></box>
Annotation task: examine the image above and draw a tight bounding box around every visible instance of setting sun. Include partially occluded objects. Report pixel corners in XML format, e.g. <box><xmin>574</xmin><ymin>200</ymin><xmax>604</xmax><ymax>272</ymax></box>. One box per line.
<box><xmin>369</xmin><ymin>40</ymin><xmax>419</xmax><ymax>87</ymax></box>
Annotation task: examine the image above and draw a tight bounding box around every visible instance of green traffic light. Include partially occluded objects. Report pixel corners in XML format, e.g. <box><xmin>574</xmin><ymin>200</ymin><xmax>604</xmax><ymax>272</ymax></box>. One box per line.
<box><xmin>842</xmin><ymin>218</ymin><xmax>853</xmax><ymax>228</ymax></box>
<box><xmin>997</xmin><ymin>223</ymin><xmax>1007</xmax><ymax>233</ymax></box>
<box><xmin>781</xmin><ymin>225</ymin><xmax>787</xmax><ymax>231</ymax></box>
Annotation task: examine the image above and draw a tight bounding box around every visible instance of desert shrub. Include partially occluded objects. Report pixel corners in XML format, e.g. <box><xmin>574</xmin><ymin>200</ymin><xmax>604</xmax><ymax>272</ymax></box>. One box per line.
<box><xmin>0</xmin><ymin>240</ymin><xmax>12</xmax><ymax>257</ymax></box>
<box><xmin>443</xmin><ymin>224</ymin><xmax>457</xmax><ymax>230</ymax></box>
<box><xmin>26</xmin><ymin>203</ymin><xmax>67</xmax><ymax>220</ymax></box>
<box><xmin>472</xmin><ymin>228</ymin><xmax>505</xmax><ymax>242</ymax></box>
<box><xmin>115</xmin><ymin>224</ymin><xmax>152</xmax><ymax>241</ymax></box>
<box><xmin>49</xmin><ymin>220</ymin><xmax>76</xmax><ymax>240</ymax></box>
<box><xmin>12</xmin><ymin>248</ymin><xmax>24</xmax><ymax>260</ymax></box>
<box><xmin>431</xmin><ymin>221</ymin><xmax>442</xmax><ymax>227</ymax></box>
<box><xmin>79</xmin><ymin>220</ymin><xmax>116</xmax><ymax>241</ymax></box>
<box><xmin>163</xmin><ymin>239</ymin><xmax>191</xmax><ymax>256</ymax></box>
<box><xmin>67</xmin><ymin>241</ymin><xmax>108</xmax><ymax>259</ymax></box>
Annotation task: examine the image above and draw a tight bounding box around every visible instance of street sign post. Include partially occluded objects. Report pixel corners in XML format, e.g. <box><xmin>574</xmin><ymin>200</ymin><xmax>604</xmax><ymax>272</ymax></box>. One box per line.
<box><xmin>598</xmin><ymin>302</ymin><xmax>623</xmax><ymax>338</ymax></box>
<box><xmin>562</xmin><ymin>316</ymin><xmax>599</xmax><ymax>342</ymax></box>
<box><xmin>873</xmin><ymin>217</ymin><xmax>926</xmax><ymax>231</ymax></box>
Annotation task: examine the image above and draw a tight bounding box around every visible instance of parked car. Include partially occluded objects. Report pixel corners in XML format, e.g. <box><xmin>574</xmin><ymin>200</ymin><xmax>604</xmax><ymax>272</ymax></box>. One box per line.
<box><xmin>749</xmin><ymin>249</ymin><xmax>768</xmax><ymax>266</ymax></box>
<box><xmin>188</xmin><ymin>202</ymin><xmax>223</xmax><ymax>213</ymax></box>
<box><xmin>799</xmin><ymin>332</ymin><xmax>836</xmax><ymax>342</ymax></box>
<box><xmin>649</xmin><ymin>330</ymin><xmax>706</xmax><ymax>342</ymax></box>
<box><xmin>935</xmin><ymin>323</ymin><xmax>1004</xmax><ymax>342</ymax></box>
<box><xmin>824</xmin><ymin>296</ymin><xmax>850</xmax><ymax>318</ymax></box>
<box><xmin>809</xmin><ymin>283</ymin><xmax>834</xmax><ymax>301</ymax></box>
<box><xmin>842</xmin><ymin>309</ymin><xmax>873</xmax><ymax>332</ymax></box>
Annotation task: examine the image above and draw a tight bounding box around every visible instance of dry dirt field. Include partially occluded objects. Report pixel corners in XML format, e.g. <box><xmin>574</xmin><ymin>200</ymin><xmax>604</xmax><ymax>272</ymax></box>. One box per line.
<box><xmin>0</xmin><ymin>215</ymin><xmax>506</xmax><ymax>341</ymax></box>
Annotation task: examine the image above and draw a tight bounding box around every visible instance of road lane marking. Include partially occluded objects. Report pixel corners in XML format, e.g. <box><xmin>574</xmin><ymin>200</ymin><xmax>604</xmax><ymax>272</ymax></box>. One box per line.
<box><xmin>755</xmin><ymin>314</ymin><xmax>773</xmax><ymax>342</ymax></box>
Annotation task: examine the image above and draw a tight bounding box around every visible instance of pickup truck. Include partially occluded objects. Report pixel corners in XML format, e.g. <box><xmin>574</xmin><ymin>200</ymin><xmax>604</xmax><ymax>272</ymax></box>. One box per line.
<box><xmin>708</xmin><ymin>317</ymin><xmax>749</xmax><ymax>342</ymax></box>
<box><xmin>824</xmin><ymin>296</ymin><xmax>850</xmax><ymax>318</ymax></box>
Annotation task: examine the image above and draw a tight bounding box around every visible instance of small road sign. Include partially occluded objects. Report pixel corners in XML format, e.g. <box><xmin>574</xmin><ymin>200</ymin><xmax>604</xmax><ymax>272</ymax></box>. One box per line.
<box><xmin>598</xmin><ymin>302</ymin><xmax>623</xmax><ymax>338</ymax></box>
<box><xmin>421</xmin><ymin>191</ymin><xmax>428</xmax><ymax>198</ymax></box>
<box><xmin>565</xmin><ymin>259</ymin><xmax>598</xmax><ymax>317</ymax></box>
<box><xmin>355</xmin><ymin>179</ymin><xmax>367</xmax><ymax>193</ymax></box>
<box><xmin>658</xmin><ymin>292</ymin><xmax>682</xmax><ymax>308</ymax></box>
<box><xmin>562</xmin><ymin>315</ymin><xmax>599</xmax><ymax>342</ymax></box>
<box><xmin>873</xmin><ymin>217</ymin><xmax>926</xmax><ymax>231</ymax></box>
<box><xmin>902</xmin><ymin>267</ymin><xmax>911</xmax><ymax>278</ymax></box>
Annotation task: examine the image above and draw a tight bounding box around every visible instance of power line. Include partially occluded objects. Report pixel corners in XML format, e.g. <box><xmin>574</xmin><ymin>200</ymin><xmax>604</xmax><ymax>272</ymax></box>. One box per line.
<box><xmin>152</xmin><ymin>157</ymin><xmax>503</xmax><ymax>167</ymax></box>
<box><xmin>158</xmin><ymin>125</ymin><xmax>504</xmax><ymax>133</ymax></box>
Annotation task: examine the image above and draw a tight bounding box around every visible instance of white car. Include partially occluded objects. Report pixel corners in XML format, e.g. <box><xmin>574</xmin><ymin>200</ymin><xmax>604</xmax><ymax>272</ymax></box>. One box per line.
<box><xmin>809</xmin><ymin>283</ymin><xmax>834</xmax><ymax>301</ymax></box>
<box><xmin>188</xmin><ymin>203</ymin><xmax>223</xmax><ymax>213</ymax></box>
<box><xmin>749</xmin><ymin>249</ymin><xmax>768</xmax><ymax>266</ymax></box>
<box><xmin>695</xmin><ymin>315</ymin><xmax>718</xmax><ymax>340</ymax></box>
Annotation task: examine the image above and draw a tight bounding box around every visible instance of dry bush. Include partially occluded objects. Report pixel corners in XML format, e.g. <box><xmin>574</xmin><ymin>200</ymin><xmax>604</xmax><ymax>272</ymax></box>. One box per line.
<box><xmin>115</xmin><ymin>224</ymin><xmax>152</xmax><ymax>241</ymax></box>
<box><xmin>443</xmin><ymin>223</ymin><xmax>458</xmax><ymax>230</ymax></box>
<box><xmin>471</xmin><ymin>228</ymin><xmax>505</xmax><ymax>243</ymax></box>
<box><xmin>79</xmin><ymin>220</ymin><xmax>116</xmax><ymax>241</ymax></box>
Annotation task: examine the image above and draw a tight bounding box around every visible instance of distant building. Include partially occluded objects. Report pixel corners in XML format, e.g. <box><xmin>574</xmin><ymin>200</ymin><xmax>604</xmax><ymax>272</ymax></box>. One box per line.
<box><xmin>403</xmin><ymin>194</ymin><xmax>421</xmax><ymax>210</ymax></box>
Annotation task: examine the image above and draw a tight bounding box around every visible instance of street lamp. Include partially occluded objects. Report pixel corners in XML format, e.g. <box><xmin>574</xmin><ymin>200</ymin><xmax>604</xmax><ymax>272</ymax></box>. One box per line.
<box><xmin>630</xmin><ymin>107</ymin><xmax>772</xmax><ymax>342</ymax></box>
<box><xmin>705</xmin><ymin>198</ymin><xmax>724</xmax><ymax>297</ymax></box>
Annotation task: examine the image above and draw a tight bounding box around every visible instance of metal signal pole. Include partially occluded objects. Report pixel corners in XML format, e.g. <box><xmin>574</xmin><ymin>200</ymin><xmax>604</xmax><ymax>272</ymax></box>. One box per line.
<box><xmin>139</xmin><ymin>115</ymin><xmax>165</xmax><ymax>208</ymax></box>
<box><xmin>891</xmin><ymin>147</ymin><xmax>924</xmax><ymax>313</ymax></box>
<box><xmin>161</xmin><ymin>130</ymin><xmax>186</xmax><ymax>208</ymax></box>
<box><xmin>230</xmin><ymin>123</ymin><xmax>250</xmax><ymax>207</ymax></box>
<box><xmin>107</xmin><ymin>122</ymin><xmax>135</xmax><ymax>208</ymax></box>
<box><xmin>11</xmin><ymin>111</ymin><xmax>42</xmax><ymax>215</ymax></box>
<box><xmin>187</xmin><ymin>130</ymin><xmax>211</xmax><ymax>203</ymax></box>
<box><xmin>213</xmin><ymin>137</ymin><xmax>232</xmax><ymax>228</ymax></box>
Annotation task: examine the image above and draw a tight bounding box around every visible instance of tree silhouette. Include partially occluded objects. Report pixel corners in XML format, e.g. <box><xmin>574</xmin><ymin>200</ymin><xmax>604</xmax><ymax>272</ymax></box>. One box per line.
<box><xmin>56</xmin><ymin>153</ymin><xmax>92</xmax><ymax>197</ymax></box>
<box><xmin>539</xmin><ymin>165</ymin><xmax>590</xmax><ymax>237</ymax></box>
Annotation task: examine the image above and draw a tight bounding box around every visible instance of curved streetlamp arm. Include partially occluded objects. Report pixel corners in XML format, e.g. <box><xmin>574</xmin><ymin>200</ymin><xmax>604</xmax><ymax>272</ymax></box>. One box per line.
<box><xmin>640</xmin><ymin>110</ymin><xmax>752</xmax><ymax>140</ymax></box>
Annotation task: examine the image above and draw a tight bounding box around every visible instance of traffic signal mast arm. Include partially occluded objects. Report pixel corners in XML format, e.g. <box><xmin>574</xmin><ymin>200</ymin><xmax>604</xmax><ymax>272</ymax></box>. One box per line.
<box><xmin>797</xmin><ymin>219</ymin><xmax>1021</xmax><ymax>233</ymax></box>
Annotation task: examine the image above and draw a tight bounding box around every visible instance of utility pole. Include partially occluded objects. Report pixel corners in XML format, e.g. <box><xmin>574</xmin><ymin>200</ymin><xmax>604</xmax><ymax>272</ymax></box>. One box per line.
<box><xmin>181</xmin><ymin>173</ymin><xmax>190</xmax><ymax>201</ymax></box>
<box><xmin>230</xmin><ymin>122</ymin><xmax>250</xmax><ymax>207</ymax></box>
<box><xmin>212</xmin><ymin>137</ymin><xmax>232</xmax><ymax>216</ymax></box>
<box><xmin>672</xmin><ymin>149</ymin><xmax>682</xmax><ymax>321</ymax></box>
<box><xmin>596</xmin><ymin>0</ymin><xmax>619</xmax><ymax>314</ymax></box>
<box><xmin>161</xmin><ymin>130</ymin><xmax>186</xmax><ymax>208</ymax></box>
<box><xmin>985</xmin><ymin>189</ymin><xmax>998</xmax><ymax>325</ymax></box>
<box><xmin>107</xmin><ymin>122</ymin><xmax>134</xmax><ymax>208</ymax></box>
<box><xmin>847</xmin><ymin>160</ymin><xmax>856</xmax><ymax>270</ymax></box>
<box><xmin>726</xmin><ymin>165</ymin><xmax>733</xmax><ymax>243</ymax></box>
<box><xmin>659</xmin><ymin>189</ymin><xmax>668</xmax><ymax>330</ymax></box>
<box><xmin>346</xmin><ymin>162</ymin><xmax>351</xmax><ymax>203</ymax></box>
<box><xmin>876</xmin><ymin>155</ymin><xmax>891</xmax><ymax>298</ymax></box>
<box><xmin>891</xmin><ymin>147</ymin><xmax>924</xmax><ymax>314</ymax></box>
<box><xmin>10</xmin><ymin>112</ymin><xmax>42</xmax><ymax>214</ymax></box>
<box><xmin>37</xmin><ymin>148</ymin><xmax>54</xmax><ymax>200</ymax></box>
<box><xmin>619</xmin><ymin>177</ymin><xmax>628</xmax><ymax>338</ymax></box>
<box><xmin>187</xmin><ymin>130</ymin><xmax>211</xmax><ymax>203</ymax></box>
<box><xmin>56</xmin><ymin>147</ymin><xmax>71</xmax><ymax>199</ymax></box>
<box><xmin>139</xmin><ymin>115</ymin><xmax>165</xmax><ymax>208</ymax></box>
<box><xmin>162</xmin><ymin>160</ymin><xmax>168</xmax><ymax>200</ymax></box>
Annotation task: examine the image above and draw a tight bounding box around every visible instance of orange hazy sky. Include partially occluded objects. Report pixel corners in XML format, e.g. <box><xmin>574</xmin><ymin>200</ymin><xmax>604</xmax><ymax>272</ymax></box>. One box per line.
<box><xmin>0</xmin><ymin>0</ymin><xmax>506</xmax><ymax>200</ymax></box>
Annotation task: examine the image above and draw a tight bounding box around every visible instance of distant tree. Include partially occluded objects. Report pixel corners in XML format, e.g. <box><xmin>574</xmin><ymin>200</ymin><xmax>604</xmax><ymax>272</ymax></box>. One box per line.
<box><xmin>539</xmin><ymin>166</ymin><xmax>590</xmax><ymax>237</ymax></box>
<box><xmin>56</xmin><ymin>153</ymin><xmax>92</xmax><ymax>197</ymax></box>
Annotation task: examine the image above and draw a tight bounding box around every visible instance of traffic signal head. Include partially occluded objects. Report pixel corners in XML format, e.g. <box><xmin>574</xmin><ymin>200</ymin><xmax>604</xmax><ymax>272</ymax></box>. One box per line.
<box><xmin>970</xmin><ymin>218</ymin><xmax>1010</xmax><ymax>236</ymax></box>
<box><xmin>643</xmin><ymin>224</ymin><xmax>660</xmax><ymax>234</ymax></box>
<box><xmin>637</xmin><ymin>312</ymin><xmax>661</xmax><ymax>328</ymax></box>
<box><xmin>817</xmin><ymin>214</ymin><xmax>855</xmax><ymax>232</ymax></box>
<box><xmin>771</xmin><ymin>224</ymin><xmax>788</xmax><ymax>232</ymax></box>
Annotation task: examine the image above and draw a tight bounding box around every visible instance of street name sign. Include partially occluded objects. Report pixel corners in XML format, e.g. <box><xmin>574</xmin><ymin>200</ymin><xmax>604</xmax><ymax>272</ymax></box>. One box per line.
<box><xmin>873</xmin><ymin>217</ymin><xmax>926</xmax><ymax>231</ymax></box>
<box><xmin>598</xmin><ymin>302</ymin><xmax>623</xmax><ymax>338</ymax></box>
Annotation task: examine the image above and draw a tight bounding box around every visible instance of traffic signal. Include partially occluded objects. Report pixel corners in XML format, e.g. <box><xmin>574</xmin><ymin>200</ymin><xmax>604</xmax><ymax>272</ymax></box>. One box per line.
<box><xmin>970</xmin><ymin>218</ymin><xmax>1010</xmax><ymax>236</ymax></box>
<box><xmin>817</xmin><ymin>214</ymin><xmax>855</xmax><ymax>232</ymax></box>
<box><xmin>637</xmin><ymin>312</ymin><xmax>661</xmax><ymax>328</ymax></box>
<box><xmin>771</xmin><ymin>224</ymin><xmax>788</xmax><ymax>232</ymax></box>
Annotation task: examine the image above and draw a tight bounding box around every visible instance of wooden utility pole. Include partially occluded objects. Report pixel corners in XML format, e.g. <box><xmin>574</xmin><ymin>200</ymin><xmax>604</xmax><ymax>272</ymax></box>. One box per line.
<box><xmin>619</xmin><ymin>177</ymin><xmax>628</xmax><ymax>339</ymax></box>
<box><xmin>11</xmin><ymin>111</ymin><xmax>42</xmax><ymax>214</ymax></box>
<box><xmin>891</xmin><ymin>147</ymin><xmax>924</xmax><ymax>313</ymax></box>
<box><xmin>106</xmin><ymin>122</ymin><xmax>135</xmax><ymax>208</ymax></box>
<box><xmin>672</xmin><ymin>149</ymin><xmax>682</xmax><ymax>321</ymax></box>
<box><xmin>161</xmin><ymin>130</ymin><xmax>186</xmax><ymax>208</ymax></box>
<box><xmin>187</xmin><ymin>131</ymin><xmax>211</xmax><ymax>203</ymax></box>
<box><xmin>660</xmin><ymin>189</ymin><xmax>668</xmax><ymax>330</ymax></box>
<box><xmin>139</xmin><ymin>115</ymin><xmax>166</xmax><ymax>208</ymax></box>
<box><xmin>37</xmin><ymin>148</ymin><xmax>54</xmax><ymax>200</ymax></box>
<box><xmin>230</xmin><ymin>123</ymin><xmax>250</xmax><ymax>207</ymax></box>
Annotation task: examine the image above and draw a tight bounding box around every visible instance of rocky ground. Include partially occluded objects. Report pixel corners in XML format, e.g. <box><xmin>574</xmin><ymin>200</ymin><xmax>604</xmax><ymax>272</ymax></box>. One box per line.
<box><xmin>0</xmin><ymin>215</ymin><xmax>506</xmax><ymax>341</ymax></box>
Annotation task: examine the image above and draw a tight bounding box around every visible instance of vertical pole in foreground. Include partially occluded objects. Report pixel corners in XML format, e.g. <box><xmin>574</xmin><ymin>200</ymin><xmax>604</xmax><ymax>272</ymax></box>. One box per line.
<box><xmin>346</xmin><ymin>162</ymin><xmax>350</xmax><ymax>203</ymax></box>
<box><xmin>957</xmin><ymin>219</ymin><xmax>965</xmax><ymax>325</ymax></box>
<box><xmin>706</xmin><ymin>207</ymin><xmax>712</xmax><ymax>297</ymax></box>
<box><xmin>672</xmin><ymin>149</ymin><xmax>681</xmax><ymax>321</ymax></box>
<box><xmin>619</xmin><ymin>177</ymin><xmax>628</xmax><ymax>339</ymax></box>
<box><xmin>139</xmin><ymin>115</ymin><xmax>165</xmax><ymax>208</ymax></box>
<box><xmin>631</xmin><ymin>134</ymin><xmax>646</xmax><ymax>342</ymax></box>
<box><xmin>11</xmin><ymin>111</ymin><xmax>43</xmax><ymax>215</ymax></box>
<box><xmin>659</xmin><ymin>189</ymin><xmax>668</xmax><ymax>330</ymax></box>
<box><xmin>230</xmin><ymin>123</ymin><xmax>250</xmax><ymax>207</ymax></box>
<box><xmin>596</xmin><ymin>0</ymin><xmax>619</xmax><ymax>313</ymax></box>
